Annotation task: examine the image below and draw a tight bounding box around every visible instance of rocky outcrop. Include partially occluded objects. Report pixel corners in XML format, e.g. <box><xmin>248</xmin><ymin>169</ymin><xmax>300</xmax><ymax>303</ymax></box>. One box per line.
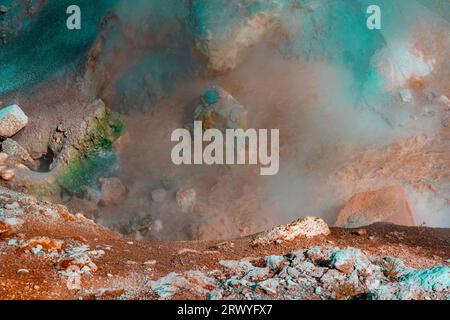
<box><xmin>335</xmin><ymin>186</ymin><xmax>415</xmax><ymax>228</ymax></box>
<box><xmin>189</xmin><ymin>0</ymin><xmax>288</xmax><ymax>73</ymax></box>
<box><xmin>12</xmin><ymin>99</ymin><xmax>123</xmax><ymax>201</ymax></box>
<box><xmin>253</xmin><ymin>216</ymin><xmax>331</xmax><ymax>245</ymax></box>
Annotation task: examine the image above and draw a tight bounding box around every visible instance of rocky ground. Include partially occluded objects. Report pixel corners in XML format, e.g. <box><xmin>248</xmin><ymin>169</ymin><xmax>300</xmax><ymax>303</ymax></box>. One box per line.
<box><xmin>0</xmin><ymin>186</ymin><xmax>448</xmax><ymax>300</ymax></box>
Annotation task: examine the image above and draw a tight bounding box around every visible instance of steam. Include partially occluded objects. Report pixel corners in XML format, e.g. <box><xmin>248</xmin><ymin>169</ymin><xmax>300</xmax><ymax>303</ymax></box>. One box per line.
<box><xmin>87</xmin><ymin>0</ymin><xmax>449</xmax><ymax>239</ymax></box>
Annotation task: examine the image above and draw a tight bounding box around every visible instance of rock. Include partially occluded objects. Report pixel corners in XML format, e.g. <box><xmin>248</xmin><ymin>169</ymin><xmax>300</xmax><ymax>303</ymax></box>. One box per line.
<box><xmin>99</xmin><ymin>177</ymin><xmax>127</xmax><ymax>206</ymax></box>
<box><xmin>0</xmin><ymin>152</ymin><xmax>8</xmax><ymax>164</ymax></box>
<box><xmin>0</xmin><ymin>5</ymin><xmax>8</xmax><ymax>14</ymax></box>
<box><xmin>176</xmin><ymin>188</ymin><xmax>197</xmax><ymax>213</ymax></box>
<box><xmin>335</xmin><ymin>185</ymin><xmax>415</xmax><ymax>228</ymax></box>
<box><xmin>1</xmin><ymin>138</ymin><xmax>35</xmax><ymax>167</ymax></box>
<box><xmin>17</xmin><ymin>269</ymin><xmax>29</xmax><ymax>274</ymax></box>
<box><xmin>0</xmin><ymin>168</ymin><xmax>15</xmax><ymax>181</ymax></box>
<box><xmin>0</xmin><ymin>104</ymin><xmax>28</xmax><ymax>137</ymax></box>
<box><xmin>265</xmin><ymin>255</ymin><xmax>285</xmax><ymax>271</ymax></box>
<box><xmin>22</xmin><ymin>237</ymin><xmax>64</xmax><ymax>253</ymax></box>
<box><xmin>193</xmin><ymin>86</ymin><xmax>248</xmax><ymax>131</ymax></box>
<box><xmin>305</xmin><ymin>246</ymin><xmax>334</xmax><ymax>263</ymax></box>
<box><xmin>144</xmin><ymin>260</ymin><xmax>157</xmax><ymax>266</ymax></box>
<box><xmin>351</xmin><ymin>229</ymin><xmax>368</xmax><ymax>236</ymax></box>
<box><xmin>0</xmin><ymin>221</ymin><xmax>9</xmax><ymax>234</ymax></box>
<box><xmin>151</xmin><ymin>188</ymin><xmax>167</xmax><ymax>203</ymax></box>
<box><xmin>253</xmin><ymin>217</ymin><xmax>331</xmax><ymax>245</ymax></box>
<box><xmin>399</xmin><ymin>89</ymin><xmax>414</xmax><ymax>103</ymax></box>
<box><xmin>330</xmin><ymin>248</ymin><xmax>371</xmax><ymax>275</ymax></box>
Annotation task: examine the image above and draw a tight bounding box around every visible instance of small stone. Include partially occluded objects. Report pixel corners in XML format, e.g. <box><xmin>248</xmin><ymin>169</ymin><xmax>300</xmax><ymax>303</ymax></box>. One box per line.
<box><xmin>0</xmin><ymin>104</ymin><xmax>28</xmax><ymax>137</ymax></box>
<box><xmin>399</xmin><ymin>89</ymin><xmax>414</xmax><ymax>103</ymax></box>
<box><xmin>99</xmin><ymin>177</ymin><xmax>127</xmax><ymax>206</ymax></box>
<box><xmin>151</xmin><ymin>188</ymin><xmax>167</xmax><ymax>203</ymax></box>
<box><xmin>351</xmin><ymin>229</ymin><xmax>367</xmax><ymax>236</ymax></box>
<box><xmin>265</xmin><ymin>255</ymin><xmax>285</xmax><ymax>271</ymax></box>
<box><xmin>0</xmin><ymin>168</ymin><xmax>15</xmax><ymax>181</ymax></box>
<box><xmin>17</xmin><ymin>269</ymin><xmax>29</xmax><ymax>274</ymax></box>
<box><xmin>144</xmin><ymin>260</ymin><xmax>157</xmax><ymax>266</ymax></box>
<box><xmin>0</xmin><ymin>6</ymin><xmax>8</xmax><ymax>14</ymax></box>
<box><xmin>0</xmin><ymin>152</ymin><xmax>8</xmax><ymax>164</ymax></box>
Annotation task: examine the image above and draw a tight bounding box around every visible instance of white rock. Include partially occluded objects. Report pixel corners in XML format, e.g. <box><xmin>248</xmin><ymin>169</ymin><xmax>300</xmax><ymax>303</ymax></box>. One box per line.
<box><xmin>0</xmin><ymin>104</ymin><xmax>28</xmax><ymax>137</ymax></box>
<box><xmin>399</xmin><ymin>89</ymin><xmax>414</xmax><ymax>104</ymax></box>
<box><xmin>253</xmin><ymin>216</ymin><xmax>331</xmax><ymax>245</ymax></box>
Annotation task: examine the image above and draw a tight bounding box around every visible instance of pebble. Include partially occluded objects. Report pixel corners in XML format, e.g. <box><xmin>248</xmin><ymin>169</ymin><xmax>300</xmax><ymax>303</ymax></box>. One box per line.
<box><xmin>352</xmin><ymin>229</ymin><xmax>368</xmax><ymax>236</ymax></box>
<box><xmin>0</xmin><ymin>168</ymin><xmax>15</xmax><ymax>181</ymax></box>
<box><xmin>144</xmin><ymin>260</ymin><xmax>157</xmax><ymax>266</ymax></box>
<box><xmin>17</xmin><ymin>269</ymin><xmax>29</xmax><ymax>274</ymax></box>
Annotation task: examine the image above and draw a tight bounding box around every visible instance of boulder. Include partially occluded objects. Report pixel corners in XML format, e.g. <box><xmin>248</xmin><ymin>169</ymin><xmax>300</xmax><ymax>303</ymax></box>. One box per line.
<box><xmin>253</xmin><ymin>216</ymin><xmax>331</xmax><ymax>245</ymax></box>
<box><xmin>99</xmin><ymin>177</ymin><xmax>127</xmax><ymax>206</ymax></box>
<box><xmin>0</xmin><ymin>167</ymin><xmax>15</xmax><ymax>181</ymax></box>
<box><xmin>335</xmin><ymin>185</ymin><xmax>415</xmax><ymax>228</ymax></box>
<box><xmin>192</xmin><ymin>86</ymin><xmax>247</xmax><ymax>131</ymax></box>
<box><xmin>0</xmin><ymin>104</ymin><xmax>28</xmax><ymax>137</ymax></box>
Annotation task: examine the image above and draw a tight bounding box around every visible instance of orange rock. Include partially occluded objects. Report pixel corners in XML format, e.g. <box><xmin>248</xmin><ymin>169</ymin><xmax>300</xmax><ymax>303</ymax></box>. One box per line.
<box><xmin>335</xmin><ymin>185</ymin><xmax>415</xmax><ymax>228</ymax></box>
<box><xmin>22</xmin><ymin>236</ymin><xmax>64</xmax><ymax>252</ymax></box>
<box><xmin>0</xmin><ymin>221</ymin><xmax>9</xmax><ymax>234</ymax></box>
